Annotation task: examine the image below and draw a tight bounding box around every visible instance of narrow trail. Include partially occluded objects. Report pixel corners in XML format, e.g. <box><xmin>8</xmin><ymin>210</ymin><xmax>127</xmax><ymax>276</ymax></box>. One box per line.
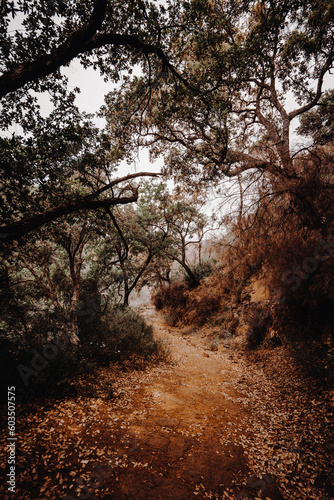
<box><xmin>111</xmin><ymin>304</ymin><xmax>253</xmax><ymax>499</ymax></box>
<box><xmin>1</xmin><ymin>305</ymin><xmax>270</xmax><ymax>500</ymax></box>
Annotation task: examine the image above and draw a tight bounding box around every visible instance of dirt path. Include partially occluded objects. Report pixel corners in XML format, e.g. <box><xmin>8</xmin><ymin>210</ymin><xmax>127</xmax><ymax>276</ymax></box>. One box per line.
<box><xmin>77</xmin><ymin>304</ymin><xmax>283</xmax><ymax>500</ymax></box>
<box><xmin>0</xmin><ymin>306</ymin><xmax>268</xmax><ymax>500</ymax></box>
<box><xmin>1</xmin><ymin>303</ymin><xmax>331</xmax><ymax>499</ymax></box>
<box><xmin>109</xmin><ymin>305</ymin><xmax>253</xmax><ymax>499</ymax></box>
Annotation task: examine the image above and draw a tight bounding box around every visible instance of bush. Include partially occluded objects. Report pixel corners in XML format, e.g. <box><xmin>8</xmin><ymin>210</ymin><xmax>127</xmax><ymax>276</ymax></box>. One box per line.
<box><xmin>0</xmin><ymin>305</ymin><xmax>165</xmax><ymax>403</ymax></box>
<box><xmin>80</xmin><ymin>305</ymin><xmax>162</xmax><ymax>364</ymax></box>
<box><xmin>152</xmin><ymin>275</ymin><xmax>227</xmax><ymax>328</ymax></box>
<box><xmin>0</xmin><ymin>328</ymin><xmax>82</xmax><ymax>403</ymax></box>
<box><xmin>152</xmin><ymin>282</ymin><xmax>188</xmax><ymax>310</ymax></box>
<box><xmin>183</xmin><ymin>283</ymin><xmax>222</xmax><ymax>326</ymax></box>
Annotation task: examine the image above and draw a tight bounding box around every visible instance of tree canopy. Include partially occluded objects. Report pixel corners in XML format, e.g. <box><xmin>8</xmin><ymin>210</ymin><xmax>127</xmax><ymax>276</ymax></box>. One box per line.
<box><xmin>0</xmin><ymin>0</ymin><xmax>180</xmax><ymax>244</ymax></box>
<box><xmin>103</xmin><ymin>0</ymin><xmax>334</xmax><ymax>184</ymax></box>
<box><xmin>2</xmin><ymin>1</ymin><xmax>333</xmax><ymax>246</ymax></box>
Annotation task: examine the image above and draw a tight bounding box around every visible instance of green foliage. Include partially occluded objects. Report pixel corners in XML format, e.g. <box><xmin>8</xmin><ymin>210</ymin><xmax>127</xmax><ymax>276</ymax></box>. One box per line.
<box><xmin>103</xmin><ymin>0</ymin><xmax>334</xmax><ymax>187</ymax></box>
<box><xmin>89</xmin><ymin>181</ymin><xmax>212</xmax><ymax>304</ymax></box>
<box><xmin>0</xmin><ymin>106</ymin><xmax>126</xmax><ymax>241</ymax></box>
<box><xmin>0</xmin><ymin>0</ymin><xmax>168</xmax><ymax>130</ymax></box>
<box><xmin>0</xmin><ymin>304</ymin><xmax>164</xmax><ymax>403</ymax></box>
<box><xmin>0</xmin><ymin>1</ymin><xmax>175</xmax><ymax>244</ymax></box>
<box><xmin>297</xmin><ymin>89</ymin><xmax>334</xmax><ymax>145</ymax></box>
<box><xmin>81</xmin><ymin>305</ymin><xmax>161</xmax><ymax>363</ymax></box>
<box><xmin>1</xmin><ymin>0</ymin><xmax>333</xmax><ymax>391</ymax></box>
<box><xmin>184</xmin><ymin>259</ymin><xmax>216</xmax><ymax>287</ymax></box>
<box><xmin>0</xmin><ymin>328</ymin><xmax>80</xmax><ymax>403</ymax></box>
<box><xmin>77</xmin><ymin>300</ymin><xmax>160</xmax><ymax>364</ymax></box>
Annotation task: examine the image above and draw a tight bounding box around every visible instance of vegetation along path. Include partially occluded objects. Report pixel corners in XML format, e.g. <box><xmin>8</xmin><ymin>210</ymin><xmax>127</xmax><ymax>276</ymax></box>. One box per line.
<box><xmin>1</xmin><ymin>303</ymin><xmax>333</xmax><ymax>500</ymax></box>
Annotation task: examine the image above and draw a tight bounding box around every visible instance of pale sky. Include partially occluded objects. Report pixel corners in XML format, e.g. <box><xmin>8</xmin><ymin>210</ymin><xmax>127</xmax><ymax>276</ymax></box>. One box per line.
<box><xmin>61</xmin><ymin>58</ymin><xmax>334</xmax><ymax>153</ymax></box>
<box><xmin>2</xmin><ymin>8</ymin><xmax>333</xmax><ymax>231</ymax></box>
<box><xmin>62</xmin><ymin>62</ymin><xmax>163</xmax><ymax>178</ymax></box>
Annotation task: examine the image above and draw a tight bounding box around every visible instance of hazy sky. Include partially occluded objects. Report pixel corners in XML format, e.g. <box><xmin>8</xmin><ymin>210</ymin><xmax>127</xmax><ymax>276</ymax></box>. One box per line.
<box><xmin>60</xmin><ymin>59</ymin><xmax>333</xmax><ymax>176</ymax></box>
<box><xmin>3</xmin><ymin>7</ymin><xmax>333</xmax><ymax>227</ymax></box>
<box><xmin>61</xmin><ymin>62</ymin><xmax>162</xmax><ymax>178</ymax></box>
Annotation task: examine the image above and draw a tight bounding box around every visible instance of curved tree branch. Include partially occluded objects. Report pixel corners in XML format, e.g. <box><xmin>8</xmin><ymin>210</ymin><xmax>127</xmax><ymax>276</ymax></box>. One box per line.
<box><xmin>0</xmin><ymin>0</ymin><xmax>108</xmax><ymax>98</ymax></box>
<box><xmin>105</xmin><ymin>207</ymin><xmax>129</xmax><ymax>261</ymax></box>
<box><xmin>0</xmin><ymin>0</ymin><xmax>197</xmax><ymax>99</ymax></box>
<box><xmin>0</xmin><ymin>172</ymin><xmax>161</xmax><ymax>243</ymax></box>
<box><xmin>289</xmin><ymin>51</ymin><xmax>334</xmax><ymax>121</ymax></box>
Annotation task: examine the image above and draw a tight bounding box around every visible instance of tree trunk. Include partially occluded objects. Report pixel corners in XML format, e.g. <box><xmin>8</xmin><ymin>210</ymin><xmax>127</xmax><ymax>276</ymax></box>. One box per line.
<box><xmin>173</xmin><ymin>255</ymin><xmax>200</xmax><ymax>287</ymax></box>
<box><xmin>123</xmin><ymin>290</ymin><xmax>130</xmax><ymax>307</ymax></box>
<box><xmin>120</xmin><ymin>260</ymin><xmax>130</xmax><ymax>306</ymax></box>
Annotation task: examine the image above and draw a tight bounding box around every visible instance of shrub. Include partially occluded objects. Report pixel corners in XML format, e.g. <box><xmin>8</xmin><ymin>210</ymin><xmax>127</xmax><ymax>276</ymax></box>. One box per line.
<box><xmin>80</xmin><ymin>305</ymin><xmax>162</xmax><ymax>363</ymax></box>
<box><xmin>184</xmin><ymin>259</ymin><xmax>217</xmax><ymax>287</ymax></box>
<box><xmin>0</xmin><ymin>327</ymin><xmax>82</xmax><ymax>403</ymax></box>
<box><xmin>0</xmin><ymin>305</ymin><xmax>165</xmax><ymax>403</ymax></box>
<box><xmin>151</xmin><ymin>274</ymin><xmax>228</xmax><ymax>328</ymax></box>
<box><xmin>183</xmin><ymin>283</ymin><xmax>222</xmax><ymax>326</ymax></box>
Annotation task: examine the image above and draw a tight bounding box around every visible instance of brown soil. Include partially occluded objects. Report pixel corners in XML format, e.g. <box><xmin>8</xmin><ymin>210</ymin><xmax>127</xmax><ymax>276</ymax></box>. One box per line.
<box><xmin>1</xmin><ymin>303</ymin><xmax>332</xmax><ymax>500</ymax></box>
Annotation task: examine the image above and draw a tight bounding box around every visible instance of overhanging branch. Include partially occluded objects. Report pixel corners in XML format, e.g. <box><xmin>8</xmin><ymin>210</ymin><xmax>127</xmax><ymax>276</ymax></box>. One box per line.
<box><xmin>0</xmin><ymin>172</ymin><xmax>161</xmax><ymax>243</ymax></box>
<box><xmin>0</xmin><ymin>0</ymin><xmax>197</xmax><ymax>99</ymax></box>
<box><xmin>289</xmin><ymin>52</ymin><xmax>334</xmax><ymax>120</ymax></box>
<box><xmin>0</xmin><ymin>0</ymin><xmax>108</xmax><ymax>98</ymax></box>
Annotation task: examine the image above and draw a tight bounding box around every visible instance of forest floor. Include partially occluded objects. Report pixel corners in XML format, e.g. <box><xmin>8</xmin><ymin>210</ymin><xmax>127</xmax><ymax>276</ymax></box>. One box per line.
<box><xmin>1</xmin><ymin>300</ymin><xmax>333</xmax><ymax>500</ymax></box>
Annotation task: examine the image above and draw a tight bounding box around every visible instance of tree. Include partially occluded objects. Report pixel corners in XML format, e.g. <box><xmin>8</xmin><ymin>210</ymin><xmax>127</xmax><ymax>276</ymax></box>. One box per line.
<box><xmin>135</xmin><ymin>182</ymin><xmax>211</xmax><ymax>287</ymax></box>
<box><xmin>0</xmin><ymin>0</ymin><xmax>183</xmax><ymax>114</ymax></box>
<box><xmin>0</xmin><ymin>105</ymin><xmax>161</xmax><ymax>243</ymax></box>
<box><xmin>297</xmin><ymin>89</ymin><xmax>334</xmax><ymax>146</ymax></box>
<box><xmin>5</xmin><ymin>217</ymin><xmax>99</xmax><ymax>345</ymax></box>
<box><xmin>88</xmin><ymin>181</ymin><xmax>211</xmax><ymax>305</ymax></box>
<box><xmin>105</xmin><ymin>206</ymin><xmax>156</xmax><ymax>306</ymax></box>
<box><xmin>0</xmin><ymin>0</ymin><xmax>186</xmax><ymax>244</ymax></box>
<box><xmin>102</xmin><ymin>0</ymin><xmax>334</xmax><ymax>185</ymax></box>
<box><xmin>94</xmin><ymin>185</ymin><xmax>172</xmax><ymax>306</ymax></box>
